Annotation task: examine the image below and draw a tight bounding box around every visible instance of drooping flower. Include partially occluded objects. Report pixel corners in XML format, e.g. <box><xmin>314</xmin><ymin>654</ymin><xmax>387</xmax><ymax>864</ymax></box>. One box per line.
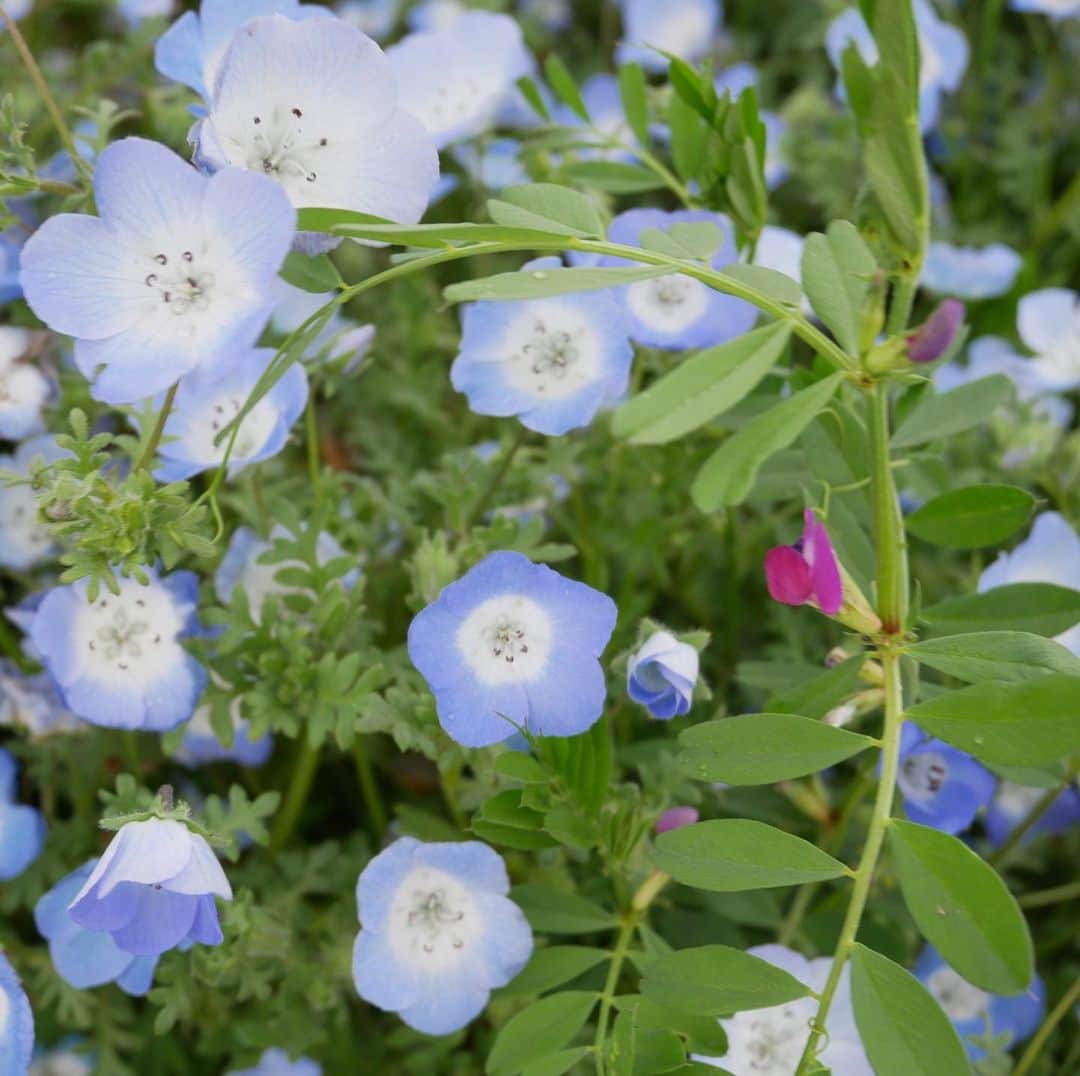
<box><xmin>20</xmin><ymin>138</ymin><xmax>295</xmax><ymax>406</ymax></box>
<box><xmin>656</xmin><ymin>806</ymin><xmax>699</xmax><ymax>834</ymax></box>
<box><xmin>34</xmin><ymin>860</ymin><xmax>159</xmax><ymax>996</ymax></box>
<box><xmin>0</xmin><ymin>436</ymin><xmax>66</xmax><ymax>571</ymax></box>
<box><xmin>906</xmin><ymin>299</ymin><xmax>965</xmax><ymax>364</ymax></box>
<box><xmin>921</xmin><ymin>242</ymin><xmax>1021</xmax><ymax>300</ymax></box>
<box><xmin>0</xmin><ymin>748</ymin><xmax>46</xmax><ymax>882</ymax></box>
<box><xmin>352</xmin><ymin>837</ymin><xmax>533</xmax><ymax>1034</ymax></box>
<box><xmin>450</xmin><ymin>257</ymin><xmax>634</xmax><ymax>436</ymax></box>
<box><xmin>387</xmin><ymin>13</ymin><xmax>533</xmax><ymax>149</ymax></box>
<box><xmin>227</xmin><ymin>1049</ymin><xmax>322</xmax><ymax>1076</ymax></box>
<box><xmin>0</xmin><ymin>952</ymin><xmax>34</xmax><ymax>1076</ymax></box>
<box><xmin>765</xmin><ymin>509</ymin><xmax>843</xmax><ymax>617</ymax></box>
<box><xmin>68</xmin><ymin>818</ymin><xmax>232</xmax><ymax>957</ymax></box>
<box><xmin>915</xmin><ymin>946</ymin><xmax>1044</xmax><ymax>1061</ymax></box>
<box><xmin>894</xmin><ymin>723</ymin><xmax>995</xmax><ymax>835</ymax></box>
<box><xmin>28</xmin><ymin>568</ymin><xmax>207</xmax><ymax>732</ymax></box>
<box><xmin>0</xmin><ymin>328</ymin><xmax>51</xmax><ymax>441</ymax></box>
<box><xmin>1015</xmin><ymin>287</ymin><xmax>1080</xmax><ymax>394</ymax></box>
<box><xmin>985</xmin><ymin>780</ymin><xmax>1080</xmax><ymax>849</ymax></box>
<box><xmin>193</xmin><ymin>14</ymin><xmax>439</xmax><ymax>250</ymax></box>
<box><xmin>408</xmin><ymin>550</ymin><xmax>617</xmax><ymax>747</ymax></box>
<box><xmin>152</xmin><ymin>349</ymin><xmax>307</xmax><ymax>482</ymax></box>
<box><xmin>616</xmin><ymin>0</ymin><xmax>721</xmax><ymax>72</ymax></box>
<box><xmin>695</xmin><ymin>944</ymin><xmax>872</xmax><ymax>1075</ymax></box>
<box><xmin>173</xmin><ymin>702</ymin><xmax>273</xmax><ymax>768</ymax></box>
<box><xmin>627</xmin><ymin>630</ymin><xmax>699</xmax><ymax>720</ymax></box>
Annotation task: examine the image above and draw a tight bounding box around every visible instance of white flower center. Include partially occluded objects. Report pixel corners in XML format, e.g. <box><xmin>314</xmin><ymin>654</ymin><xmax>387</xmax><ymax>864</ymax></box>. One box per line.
<box><xmin>726</xmin><ymin>1002</ymin><xmax>813</xmax><ymax>1074</ymax></box>
<box><xmin>995</xmin><ymin>781</ymin><xmax>1045</xmax><ymax>819</ymax></box>
<box><xmin>626</xmin><ymin>275</ymin><xmax>709</xmax><ymax>334</ymax></box>
<box><xmin>898</xmin><ymin>751</ymin><xmax>949</xmax><ymax>802</ymax></box>
<box><xmin>30</xmin><ymin>1053</ymin><xmax>93</xmax><ymax>1076</ymax></box>
<box><xmin>183</xmin><ymin>391</ymin><xmax>278</xmax><ymax>466</ymax></box>
<box><xmin>457</xmin><ymin>594</ymin><xmax>552</xmax><ymax>685</ymax></box>
<box><xmin>0</xmin><ymin>484</ymin><xmax>52</xmax><ymax>561</ymax></box>
<box><xmin>1033</xmin><ymin>326</ymin><xmax>1080</xmax><ymax>386</ymax></box>
<box><xmin>927</xmin><ymin>966</ymin><xmax>990</xmax><ymax>1022</ymax></box>
<box><xmin>230</xmin><ymin>104</ymin><xmax>331</xmax><ymax>195</ymax></box>
<box><xmin>385</xmin><ymin>865</ymin><xmax>481</xmax><ymax>972</ymax></box>
<box><xmin>501</xmin><ymin>304</ymin><xmax>604</xmax><ymax>401</ymax></box>
<box><xmin>143</xmin><ymin>247</ymin><xmax>216</xmax><ymax>317</ymax></box>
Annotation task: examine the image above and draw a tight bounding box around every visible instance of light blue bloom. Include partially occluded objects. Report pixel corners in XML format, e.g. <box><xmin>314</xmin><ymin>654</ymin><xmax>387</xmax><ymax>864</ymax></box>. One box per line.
<box><xmin>0</xmin><ymin>329</ymin><xmax>51</xmax><ymax>441</ymax></box>
<box><xmin>34</xmin><ymin>860</ymin><xmax>159</xmax><ymax>995</ymax></box>
<box><xmin>980</xmin><ymin>512</ymin><xmax>1080</xmax><ymax>656</ymax></box>
<box><xmin>155</xmin><ymin>0</ymin><xmax>331</xmax><ymax>101</ymax></box>
<box><xmin>518</xmin><ymin>0</ymin><xmax>572</xmax><ymax>31</ymax></box>
<box><xmin>68</xmin><ymin>818</ymin><xmax>232</xmax><ymax>958</ymax></box>
<box><xmin>407</xmin><ymin>0</ymin><xmax>465</xmax><ymax>30</ymax></box>
<box><xmin>192</xmin><ymin>15</ymin><xmax>439</xmax><ymax>249</ymax></box>
<box><xmin>20</xmin><ymin>138</ymin><xmax>295</xmax><ymax>407</ymax></box>
<box><xmin>408</xmin><ymin>550</ymin><xmax>617</xmax><ymax>747</ymax></box>
<box><xmin>338</xmin><ymin>0</ymin><xmax>398</xmax><ymax>39</ymax></box>
<box><xmin>0</xmin><ymin>952</ymin><xmax>34</xmax><ymax>1076</ymax></box>
<box><xmin>894</xmin><ymin>723</ymin><xmax>994</xmax><ymax>835</ymax></box>
<box><xmin>0</xmin><ymin>227</ymin><xmax>28</xmax><ymax>304</ymax></box>
<box><xmin>0</xmin><ymin>436</ymin><xmax>67</xmax><ymax>571</ymax></box>
<box><xmin>921</xmin><ymin>241</ymin><xmax>1021</xmax><ymax>300</ymax></box>
<box><xmin>1010</xmin><ymin>0</ymin><xmax>1080</xmax><ymax>16</ymax></box>
<box><xmin>352</xmin><ymin>837</ymin><xmax>533</xmax><ymax>1034</ymax></box>
<box><xmin>228</xmin><ymin>1049</ymin><xmax>321</xmax><ymax>1076</ymax></box>
<box><xmin>449</xmin><ymin>139</ymin><xmax>528</xmax><ymax>192</ymax></box>
<box><xmin>986</xmin><ymin>780</ymin><xmax>1080</xmax><ymax>848</ymax></box>
<box><xmin>627</xmin><ymin>630</ymin><xmax>699</xmax><ymax>720</ymax></box>
<box><xmin>29</xmin><ymin>1043</ymin><xmax>92</xmax><ymax>1076</ymax></box>
<box><xmin>826</xmin><ymin>0</ymin><xmax>969</xmax><ymax>133</ymax></box>
<box><xmin>0</xmin><ymin>0</ymin><xmax>31</xmax><ymax>20</ymax></box>
<box><xmin>0</xmin><ymin>749</ymin><xmax>46</xmax><ymax>882</ymax></box>
<box><xmin>915</xmin><ymin>946</ymin><xmax>1044</xmax><ymax>1060</ymax></box>
<box><xmin>616</xmin><ymin>0</ymin><xmax>721</xmax><ymax>72</ymax></box>
<box><xmin>753</xmin><ymin>225</ymin><xmax>804</xmax><ymax>296</ymax></box>
<box><xmin>0</xmin><ymin>664</ymin><xmax>81</xmax><ymax>739</ymax></box>
<box><xmin>174</xmin><ymin>703</ymin><xmax>274</xmax><ymax>768</ymax></box>
<box><xmin>450</xmin><ymin>256</ymin><xmax>634</xmax><ymax>436</ymax></box>
<box><xmin>555</xmin><ymin>74</ymin><xmax>638</xmax><ymax>162</ymax></box>
<box><xmin>388</xmin><ymin>13</ymin><xmax>533</xmax><ymax>148</ymax></box>
<box><xmin>595</xmin><ymin>209</ymin><xmax>756</xmax><ymax>350</ymax></box>
<box><xmin>1015</xmin><ymin>287</ymin><xmax>1080</xmax><ymax>393</ymax></box>
<box><xmin>153</xmin><ymin>348</ymin><xmax>307</xmax><ymax>482</ymax></box>
<box><xmin>117</xmin><ymin>0</ymin><xmax>174</xmax><ymax>23</ymax></box>
<box><xmin>28</xmin><ymin>568</ymin><xmax>207</xmax><ymax>732</ymax></box>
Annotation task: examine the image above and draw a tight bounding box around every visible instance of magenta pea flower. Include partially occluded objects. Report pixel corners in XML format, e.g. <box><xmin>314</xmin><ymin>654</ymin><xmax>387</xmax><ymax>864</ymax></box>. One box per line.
<box><xmin>656</xmin><ymin>806</ymin><xmax>699</xmax><ymax>834</ymax></box>
<box><xmin>765</xmin><ymin>510</ymin><xmax>843</xmax><ymax>616</ymax></box>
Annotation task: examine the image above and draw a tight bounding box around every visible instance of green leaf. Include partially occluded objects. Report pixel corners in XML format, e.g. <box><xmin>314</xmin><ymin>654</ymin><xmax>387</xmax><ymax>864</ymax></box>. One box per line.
<box><xmin>905</xmin><ymin>486</ymin><xmax>1035</xmax><ymax>549</ymax></box>
<box><xmin>511</xmin><ymin>885</ymin><xmax>618</xmax><ymax>934</ymax></box>
<box><xmin>654</xmin><ymin>819</ymin><xmax>850</xmax><ymax>892</ymax></box>
<box><xmin>850</xmin><ymin>944</ymin><xmax>972</xmax><ymax>1076</ymax></box>
<box><xmin>640</xmin><ymin>945</ymin><xmax>811</xmax><ymax>1015</ymax></box>
<box><xmin>765</xmin><ymin>654</ymin><xmax>866</xmax><ymax>720</ymax></box>
<box><xmin>640</xmin><ymin>221</ymin><xmax>726</xmax><ymax>261</ymax></box>
<box><xmin>906</xmin><ymin>632</ymin><xmax>1080</xmax><ymax>683</ymax></box>
<box><xmin>486</xmin><ymin>992</ymin><xmax>598</xmax><ymax>1076</ymax></box>
<box><xmin>691</xmin><ymin>373</ymin><xmax>845</xmax><ymax>510</ymax></box>
<box><xmin>472</xmin><ymin>819</ymin><xmax>560</xmax><ymax>851</ymax></box>
<box><xmin>544</xmin><ymin>55</ymin><xmax>589</xmax><ymax>120</ymax></box>
<box><xmin>618</xmin><ymin>63</ymin><xmax>650</xmax><ymax>146</ymax></box>
<box><xmin>516</xmin><ymin>75</ymin><xmax>552</xmax><ymax>122</ymax></box>
<box><xmin>445</xmin><ymin>265</ymin><xmax>673</xmax><ymax>303</ymax></box>
<box><xmin>904</xmin><ymin>675</ymin><xmax>1080</xmax><ymax>765</ymax></box>
<box><xmin>562</xmin><ymin>160</ymin><xmax>665</xmax><ymax>193</ymax></box>
<box><xmin>889</xmin><ymin>820</ymin><xmax>1033</xmax><ymax>995</ymax></box>
<box><xmin>279</xmin><ymin>251</ymin><xmax>342</xmax><ymax>293</ymax></box>
<box><xmin>920</xmin><ymin>584</ymin><xmax>1080</xmax><ymax>638</ymax></box>
<box><xmin>499</xmin><ymin>947</ymin><xmax>610</xmax><ymax>998</ymax></box>
<box><xmin>476</xmin><ymin>789</ymin><xmax>547</xmax><ymax>830</ymax></box>
<box><xmin>720</xmin><ymin>263</ymin><xmax>801</xmax><ymax>306</ymax></box>
<box><xmin>495</xmin><ymin>752</ymin><xmax>551</xmax><ymax>783</ymax></box>
<box><xmin>296</xmin><ymin>209</ymin><xmax>557</xmax><ymax>247</ymax></box>
<box><xmin>678</xmin><ymin>713</ymin><xmax>875</xmax><ymax>785</ymax></box>
<box><xmin>800</xmin><ymin>221</ymin><xmax>877</xmax><ymax>354</ymax></box>
<box><xmin>489</xmin><ymin>183</ymin><xmax>605</xmax><ymax>238</ymax></box>
<box><xmin>612</xmin><ymin>323</ymin><xmax>791</xmax><ymax>444</ymax></box>
<box><xmin>521</xmin><ymin>1048</ymin><xmax>593</xmax><ymax>1076</ymax></box>
<box><xmin>892</xmin><ymin>375</ymin><xmax>1012</xmax><ymax>449</ymax></box>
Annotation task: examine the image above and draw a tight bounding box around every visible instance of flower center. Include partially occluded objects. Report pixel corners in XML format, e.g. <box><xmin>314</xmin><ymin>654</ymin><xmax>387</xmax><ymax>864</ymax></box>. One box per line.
<box><xmin>236</xmin><ymin>105</ymin><xmax>329</xmax><ymax>190</ymax></box>
<box><xmin>626</xmin><ymin>274</ymin><xmax>710</xmax><ymax>333</ymax></box>
<box><xmin>3</xmin><ymin>485</ymin><xmax>50</xmax><ymax>553</ymax></box>
<box><xmin>733</xmin><ymin>1003</ymin><xmax>810</xmax><ymax>1074</ymax></box>
<box><xmin>457</xmin><ymin>594</ymin><xmax>553</xmax><ymax>686</ymax></box>
<box><xmin>502</xmin><ymin>304</ymin><xmax>604</xmax><ymax>401</ymax></box>
<box><xmin>387</xmin><ymin>866</ymin><xmax>480</xmax><ymax>971</ymax></box>
<box><xmin>927</xmin><ymin>966</ymin><xmax>990</xmax><ymax>1022</ymax></box>
<box><xmin>144</xmin><ymin>249</ymin><xmax>215</xmax><ymax>316</ymax></box>
<box><xmin>184</xmin><ymin>392</ymin><xmax>278</xmax><ymax>466</ymax></box>
<box><xmin>899</xmin><ymin>752</ymin><xmax>949</xmax><ymax>801</ymax></box>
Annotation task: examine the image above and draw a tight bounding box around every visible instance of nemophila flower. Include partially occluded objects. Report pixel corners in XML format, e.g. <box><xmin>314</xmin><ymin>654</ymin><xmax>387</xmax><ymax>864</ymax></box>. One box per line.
<box><xmin>765</xmin><ymin>509</ymin><xmax>843</xmax><ymax>617</ymax></box>
<box><xmin>922</xmin><ymin>241</ymin><xmax>1021</xmax><ymax>300</ymax></box>
<box><xmin>915</xmin><ymin>946</ymin><xmax>1044</xmax><ymax>1060</ymax></box>
<box><xmin>0</xmin><ymin>436</ymin><xmax>66</xmax><ymax>571</ymax></box>
<box><xmin>0</xmin><ymin>328</ymin><xmax>50</xmax><ymax>441</ymax></box>
<box><xmin>1</xmin><ymin>227</ymin><xmax>28</xmax><ymax>304</ymax></box>
<box><xmin>985</xmin><ymin>781</ymin><xmax>1080</xmax><ymax>848</ymax></box>
<box><xmin>118</xmin><ymin>0</ymin><xmax>174</xmax><ymax>23</ymax></box>
<box><xmin>408</xmin><ymin>550</ymin><xmax>617</xmax><ymax>747</ymax></box>
<box><xmin>1011</xmin><ymin>0</ymin><xmax>1080</xmax><ymax>16</ymax></box>
<box><xmin>450</xmin><ymin>257</ymin><xmax>634</xmax><ymax>436</ymax></box>
<box><xmin>450</xmin><ymin>139</ymin><xmax>528</xmax><ymax>192</ymax></box>
<box><xmin>68</xmin><ymin>818</ymin><xmax>232</xmax><ymax>957</ymax></box>
<box><xmin>227</xmin><ymin>1049</ymin><xmax>321</xmax><ymax>1076</ymax></box>
<box><xmin>0</xmin><ymin>749</ymin><xmax>46</xmax><ymax>882</ymax></box>
<box><xmin>595</xmin><ymin>209</ymin><xmax>755</xmax><ymax>350</ymax></box>
<box><xmin>616</xmin><ymin>0</ymin><xmax>721</xmax><ymax>72</ymax></box>
<box><xmin>28</xmin><ymin>568</ymin><xmax>206</xmax><ymax>732</ymax></box>
<box><xmin>0</xmin><ymin>665</ymin><xmax>82</xmax><ymax>739</ymax></box>
<box><xmin>29</xmin><ymin>1043</ymin><xmax>92</xmax><ymax>1076</ymax></box>
<box><xmin>656</xmin><ymin>805</ymin><xmax>699</xmax><ymax>834</ymax></box>
<box><xmin>826</xmin><ymin>0</ymin><xmax>969</xmax><ymax>133</ymax></box>
<box><xmin>753</xmin><ymin>225</ymin><xmax>804</xmax><ymax>297</ymax></box>
<box><xmin>352</xmin><ymin>837</ymin><xmax>533</xmax><ymax>1034</ymax></box>
<box><xmin>0</xmin><ymin>952</ymin><xmax>34</xmax><ymax>1076</ymax></box>
<box><xmin>1015</xmin><ymin>287</ymin><xmax>1080</xmax><ymax>393</ymax></box>
<box><xmin>627</xmin><ymin>630</ymin><xmax>699</xmax><ymax>720</ymax></box>
<box><xmin>34</xmin><ymin>860</ymin><xmax>159</xmax><ymax>996</ymax></box>
<box><xmin>980</xmin><ymin>512</ymin><xmax>1080</xmax><ymax>655</ymax></box>
<box><xmin>894</xmin><ymin>723</ymin><xmax>994</xmax><ymax>835</ymax></box>
<box><xmin>193</xmin><ymin>15</ymin><xmax>438</xmax><ymax>252</ymax></box>
<box><xmin>174</xmin><ymin>702</ymin><xmax>273</xmax><ymax>767</ymax></box>
<box><xmin>152</xmin><ymin>348</ymin><xmax>307</xmax><ymax>482</ymax></box>
<box><xmin>1</xmin><ymin>0</ymin><xmax>32</xmax><ymax>21</ymax></box>
<box><xmin>407</xmin><ymin>0</ymin><xmax>464</xmax><ymax>29</ymax></box>
<box><xmin>695</xmin><ymin>945</ymin><xmax>871</xmax><ymax>1075</ymax></box>
<box><xmin>20</xmin><ymin>138</ymin><xmax>295</xmax><ymax>406</ymax></box>
<box><xmin>519</xmin><ymin>0</ymin><xmax>572</xmax><ymax>32</ymax></box>
<box><xmin>907</xmin><ymin>299</ymin><xmax>965</xmax><ymax>364</ymax></box>
<box><xmin>388</xmin><ymin>13</ymin><xmax>533</xmax><ymax>149</ymax></box>
<box><xmin>339</xmin><ymin>0</ymin><xmax>399</xmax><ymax>40</ymax></box>
<box><xmin>556</xmin><ymin>74</ymin><xmax>638</xmax><ymax>162</ymax></box>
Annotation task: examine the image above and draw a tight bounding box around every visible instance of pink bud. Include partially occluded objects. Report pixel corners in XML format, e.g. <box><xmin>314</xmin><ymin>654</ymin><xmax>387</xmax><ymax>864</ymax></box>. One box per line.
<box><xmin>765</xmin><ymin>510</ymin><xmax>843</xmax><ymax>616</ymax></box>
<box><xmin>656</xmin><ymin>806</ymin><xmax>699</xmax><ymax>834</ymax></box>
<box><xmin>906</xmin><ymin>299</ymin><xmax>965</xmax><ymax>363</ymax></box>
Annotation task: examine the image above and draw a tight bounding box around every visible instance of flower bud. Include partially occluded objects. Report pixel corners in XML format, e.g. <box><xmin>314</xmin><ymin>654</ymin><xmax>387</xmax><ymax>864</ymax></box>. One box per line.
<box><xmin>656</xmin><ymin>806</ymin><xmax>700</xmax><ymax>834</ymax></box>
<box><xmin>906</xmin><ymin>299</ymin><xmax>965</xmax><ymax>363</ymax></box>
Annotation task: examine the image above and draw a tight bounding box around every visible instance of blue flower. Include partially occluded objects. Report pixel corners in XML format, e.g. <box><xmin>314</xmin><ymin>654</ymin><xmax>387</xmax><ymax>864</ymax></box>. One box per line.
<box><xmin>627</xmin><ymin>630</ymin><xmax>699</xmax><ymax>719</ymax></box>
<box><xmin>0</xmin><ymin>436</ymin><xmax>67</xmax><ymax>571</ymax></box>
<box><xmin>352</xmin><ymin>837</ymin><xmax>533</xmax><ymax>1034</ymax></box>
<box><xmin>921</xmin><ymin>242</ymin><xmax>1021</xmax><ymax>300</ymax></box>
<box><xmin>155</xmin><ymin>0</ymin><xmax>331</xmax><ymax>101</ymax></box>
<box><xmin>518</xmin><ymin>0</ymin><xmax>572</xmax><ymax>32</ymax></box>
<box><xmin>980</xmin><ymin>512</ymin><xmax>1080</xmax><ymax>656</ymax></box>
<box><xmin>0</xmin><ymin>0</ymin><xmax>31</xmax><ymax>20</ymax></box>
<box><xmin>20</xmin><ymin>138</ymin><xmax>295</xmax><ymax>406</ymax></box>
<box><xmin>449</xmin><ymin>139</ymin><xmax>528</xmax><ymax>192</ymax></box>
<box><xmin>914</xmin><ymin>946</ymin><xmax>1044</xmax><ymax>1060</ymax></box>
<box><xmin>753</xmin><ymin>225</ymin><xmax>804</xmax><ymax>299</ymax></box>
<box><xmin>0</xmin><ymin>664</ymin><xmax>81</xmax><ymax>739</ymax></box>
<box><xmin>29</xmin><ymin>1043</ymin><xmax>92</xmax><ymax>1076</ymax></box>
<box><xmin>0</xmin><ymin>329</ymin><xmax>51</xmax><ymax>441</ymax></box>
<box><xmin>388</xmin><ymin>13</ymin><xmax>533</xmax><ymax>148</ymax></box>
<box><xmin>227</xmin><ymin>1049</ymin><xmax>321</xmax><ymax>1076</ymax></box>
<box><xmin>408</xmin><ymin>550</ymin><xmax>617</xmax><ymax>747</ymax></box>
<box><xmin>28</xmin><ymin>568</ymin><xmax>207</xmax><ymax>732</ymax></box>
<box><xmin>117</xmin><ymin>0</ymin><xmax>174</xmax><ymax>23</ymax></box>
<box><xmin>894</xmin><ymin>723</ymin><xmax>994</xmax><ymax>835</ymax></box>
<box><xmin>826</xmin><ymin>0</ymin><xmax>969</xmax><ymax>133</ymax></box>
<box><xmin>0</xmin><ymin>749</ymin><xmax>46</xmax><ymax>882</ymax></box>
<box><xmin>595</xmin><ymin>209</ymin><xmax>756</xmax><ymax>350</ymax></box>
<box><xmin>985</xmin><ymin>780</ymin><xmax>1080</xmax><ymax>849</ymax></box>
<box><xmin>192</xmin><ymin>15</ymin><xmax>439</xmax><ymax>249</ymax></box>
<box><xmin>450</xmin><ymin>256</ymin><xmax>634</xmax><ymax>435</ymax></box>
<box><xmin>174</xmin><ymin>703</ymin><xmax>274</xmax><ymax>768</ymax></box>
<box><xmin>339</xmin><ymin>0</ymin><xmax>398</xmax><ymax>38</ymax></box>
<box><xmin>1010</xmin><ymin>0</ymin><xmax>1080</xmax><ymax>17</ymax></box>
<box><xmin>0</xmin><ymin>952</ymin><xmax>34</xmax><ymax>1076</ymax></box>
<box><xmin>68</xmin><ymin>818</ymin><xmax>232</xmax><ymax>958</ymax></box>
<box><xmin>407</xmin><ymin>0</ymin><xmax>464</xmax><ymax>30</ymax></box>
<box><xmin>1015</xmin><ymin>287</ymin><xmax>1080</xmax><ymax>394</ymax></box>
<box><xmin>34</xmin><ymin>860</ymin><xmax>159</xmax><ymax>995</ymax></box>
<box><xmin>616</xmin><ymin>0</ymin><xmax>721</xmax><ymax>72</ymax></box>
<box><xmin>0</xmin><ymin>226</ymin><xmax>28</xmax><ymax>304</ymax></box>
<box><xmin>152</xmin><ymin>349</ymin><xmax>307</xmax><ymax>482</ymax></box>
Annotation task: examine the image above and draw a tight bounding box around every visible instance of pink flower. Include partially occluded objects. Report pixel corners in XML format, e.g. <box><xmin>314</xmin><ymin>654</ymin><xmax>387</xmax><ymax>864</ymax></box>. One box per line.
<box><xmin>764</xmin><ymin>510</ymin><xmax>844</xmax><ymax>616</ymax></box>
<box><xmin>656</xmin><ymin>806</ymin><xmax>699</xmax><ymax>834</ymax></box>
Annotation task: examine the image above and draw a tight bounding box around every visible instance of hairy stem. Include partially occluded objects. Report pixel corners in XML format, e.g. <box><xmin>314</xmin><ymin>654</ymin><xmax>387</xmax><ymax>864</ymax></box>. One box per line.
<box><xmin>270</xmin><ymin>737</ymin><xmax>320</xmax><ymax>853</ymax></box>
<box><xmin>465</xmin><ymin>426</ymin><xmax>527</xmax><ymax>531</ymax></box>
<box><xmin>304</xmin><ymin>394</ymin><xmax>323</xmax><ymax>507</ymax></box>
<box><xmin>134</xmin><ymin>383</ymin><xmax>178</xmax><ymax>473</ymax></box>
<box><xmin>352</xmin><ymin>739</ymin><xmax>387</xmax><ymax>841</ymax></box>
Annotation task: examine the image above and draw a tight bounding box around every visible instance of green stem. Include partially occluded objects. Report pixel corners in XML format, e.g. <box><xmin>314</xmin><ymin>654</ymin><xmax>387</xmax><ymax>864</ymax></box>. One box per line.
<box><xmin>1013</xmin><ymin>975</ymin><xmax>1080</xmax><ymax>1076</ymax></box>
<box><xmin>1018</xmin><ymin>879</ymin><xmax>1080</xmax><ymax>910</ymax></box>
<box><xmin>885</xmin><ymin>270</ymin><xmax>920</xmax><ymax>339</ymax></box>
<box><xmin>304</xmin><ymin>393</ymin><xmax>323</xmax><ymax>507</ymax></box>
<box><xmin>465</xmin><ymin>426</ymin><xmax>527</xmax><ymax>530</ymax></box>
<box><xmin>270</xmin><ymin>737</ymin><xmax>320</xmax><ymax>853</ymax></box>
<box><xmin>869</xmin><ymin>385</ymin><xmax>908</xmax><ymax>633</ymax></box>
<box><xmin>134</xmin><ymin>383</ymin><xmax>179</xmax><ymax>473</ymax></box>
<box><xmin>990</xmin><ymin>777</ymin><xmax>1073</xmax><ymax>868</ymax></box>
<box><xmin>352</xmin><ymin>739</ymin><xmax>387</xmax><ymax>841</ymax></box>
